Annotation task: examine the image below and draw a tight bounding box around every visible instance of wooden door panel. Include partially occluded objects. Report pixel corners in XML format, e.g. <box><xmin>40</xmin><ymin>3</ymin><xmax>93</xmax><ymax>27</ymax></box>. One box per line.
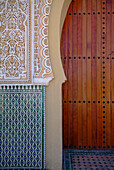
<box><xmin>61</xmin><ymin>0</ymin><xmax>114</xmax><ymax>149</ymax></box>
<box><xmin>96</xmin><ymin>0</ymin><xmax>102</xmax><ymax>148</ymax></box>
<box><xmin>61</xmin><ymin>14</ymin><xmax>68</xmax><ymax>147</ymax></box>
<box><xmin>86</xmin><ymin>0</ymin><xmax>92</xmax><ymax>149</ymax></box>
<box><xmin>111</xmin><ymin>0</ymin><xmax>114</xmax><ymax>148</ymax></box>
<box><xmin>72</xmin><ymin>0</ymin><xmax>78</xmax><ymax>147</ymax></box>
<box><xmin>67</xmin><ymin>2</ymin><xmax>73</xmax><ymax>147</ymax></box>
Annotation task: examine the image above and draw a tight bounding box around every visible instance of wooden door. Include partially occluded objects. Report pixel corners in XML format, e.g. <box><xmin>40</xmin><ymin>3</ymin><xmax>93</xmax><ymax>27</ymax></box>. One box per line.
<box><xmin>61</xmin><ymin>0</ymin><xmax>114</xmax><ymax>149</ymax></box>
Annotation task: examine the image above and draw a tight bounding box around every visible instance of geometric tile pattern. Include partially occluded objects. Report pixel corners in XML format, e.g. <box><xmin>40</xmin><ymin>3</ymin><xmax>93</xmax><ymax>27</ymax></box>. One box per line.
<box><xmin>0</xmin><ymin>85</ymin><xmax>45</xmax><ymax>169</ymax></box>
<box><xmin>63</xmin><ymin>149</ymin><xmax>114</xmax><ymax>170</ymax></box>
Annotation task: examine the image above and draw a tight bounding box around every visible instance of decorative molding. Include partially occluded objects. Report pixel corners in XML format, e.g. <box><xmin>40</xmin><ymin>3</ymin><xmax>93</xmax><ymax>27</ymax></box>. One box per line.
<box><xmin>33</xmin><ymin>0</ymin><xmax>54</xmax><ymax>84</ymax></box>
<box><xmin>0</xmin><ymin>0</ymin><xmax>54</xmax><ymax>85</ymax></box>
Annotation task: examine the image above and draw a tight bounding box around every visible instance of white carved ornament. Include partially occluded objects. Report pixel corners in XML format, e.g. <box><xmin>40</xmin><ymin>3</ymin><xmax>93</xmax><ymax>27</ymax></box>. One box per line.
<box><xmin>0</xmin><ymin>0</ymin><xmax>54</xmax><ymax>85</ymax></box>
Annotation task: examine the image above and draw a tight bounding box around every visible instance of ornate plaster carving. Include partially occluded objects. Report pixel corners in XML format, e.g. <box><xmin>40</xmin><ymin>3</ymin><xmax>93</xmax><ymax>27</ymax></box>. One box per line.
<box><xmin>0</xmin><ymin>0</ymin><xmax>54</xmax><ymax>85</ymax></box>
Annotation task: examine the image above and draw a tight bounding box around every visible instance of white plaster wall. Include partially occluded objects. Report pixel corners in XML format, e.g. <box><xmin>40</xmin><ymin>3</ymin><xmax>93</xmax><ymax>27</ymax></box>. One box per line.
<box><xmin>46</xmin><ymin>0</ymin><xmax>71</xmax><ymax>169</ymax></box>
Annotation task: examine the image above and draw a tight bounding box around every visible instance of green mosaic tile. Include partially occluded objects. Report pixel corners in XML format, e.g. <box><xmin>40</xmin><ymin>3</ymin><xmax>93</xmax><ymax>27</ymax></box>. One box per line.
<box><xmin>0</xmin><ymin>86</ymin><xmax>45</xmax><ymax>169</ymax></box>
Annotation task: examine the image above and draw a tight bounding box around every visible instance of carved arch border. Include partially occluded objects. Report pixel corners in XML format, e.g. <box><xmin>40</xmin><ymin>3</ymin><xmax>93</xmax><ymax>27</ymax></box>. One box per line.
<box><xmin>33</xmin><ymin>0</ymin><xmax>54</xmax><ymax>85</ymax></box>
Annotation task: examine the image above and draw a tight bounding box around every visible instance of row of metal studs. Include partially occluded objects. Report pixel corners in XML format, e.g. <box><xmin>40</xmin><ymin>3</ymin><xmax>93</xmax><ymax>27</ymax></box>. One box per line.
<box><xmin>102</xmin><ymin>0</ymin><xmax>106</xmax><ymax>148</ymax></box>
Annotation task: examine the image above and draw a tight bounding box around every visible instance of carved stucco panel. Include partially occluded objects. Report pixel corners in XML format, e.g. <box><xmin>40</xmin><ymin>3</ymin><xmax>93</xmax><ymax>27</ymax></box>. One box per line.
<box><xmin>0</xmin><ymin>0</ymin><xmax>54</xmax><ymax>85</ymax></box>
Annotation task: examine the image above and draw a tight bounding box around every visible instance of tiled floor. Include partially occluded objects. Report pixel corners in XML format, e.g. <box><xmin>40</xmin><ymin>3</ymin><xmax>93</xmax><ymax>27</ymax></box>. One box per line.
<box><xmin>63</xmin><ymin>149</ymin><xmax>114</xmax><ymax>170</ymax></box>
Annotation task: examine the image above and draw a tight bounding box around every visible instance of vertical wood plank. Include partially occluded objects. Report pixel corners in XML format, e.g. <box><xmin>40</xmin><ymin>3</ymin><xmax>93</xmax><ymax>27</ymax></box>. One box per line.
<box><xmin>77</xmin><ymin>0</ymin><xmax>83</xmax><ymax>148</ymax></box>
<box><xmin>111</xmin><ymin>0</ymin><xmax>114</xmax><ymax>148</ymax></box>
<box><xmin>101</xmin><ymin>0</ymin><xmax>107</xmax><ymax>149</ymax></box>
<box><xmin>91</xmin><ymin>0</ymin><xmax>97</xmax><ymax>148</ymax></box>
<box><xmin>86</xmin><ymin>0</ymin><xmax>92</xmax><ymax>149</ymax></box>
<box><xmin>106</xmin><ymin>0</ymin><xmax>111</xmax><ymax>149</ymax></box>
<box><xmin>72</xmin><ymin>0</ymin><xmax>78</xmax><ymax>148</ymax></box>
<box><xmin>82</xmin><ymin>0</ymin><xmax>87</xmax><ymax>148</ymax></box>
<box><xmin>111</xmin><ymin>0</ymin><xmax>114</xmax><ymax>51</ymax></box>
<box><xmin>67</xmin><ymin>3</ymin><xmax>73</xmax><ymax>148</ymax></box>
<box><xmin>96</xmin><ymin>0</ymin><xmax>102</xmax><ymax>149</ymax></box>
<box><xmin>61</xmin><ymin>17</ymin><xmax>68</xmax><ymax>148</ymax></box>
<box><xmin>111</xmin><ymin>52</ymin><xmax>114</xmax><ymax>148</ymax></box>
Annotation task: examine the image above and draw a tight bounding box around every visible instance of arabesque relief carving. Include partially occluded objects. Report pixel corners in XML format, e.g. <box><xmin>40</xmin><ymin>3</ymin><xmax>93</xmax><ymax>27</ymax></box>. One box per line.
<box><xmin>0</xmin><ymin>0</ymin><xmax>54</xmax><ymax>85</ymax></box>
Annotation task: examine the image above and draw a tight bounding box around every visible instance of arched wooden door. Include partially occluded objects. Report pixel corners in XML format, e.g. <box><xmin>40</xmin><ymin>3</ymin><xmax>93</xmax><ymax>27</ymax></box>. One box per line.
<box><xmin>61</xmin><ymin>0</ymin><xmax>114</xmax><ymax>149</ymax></box>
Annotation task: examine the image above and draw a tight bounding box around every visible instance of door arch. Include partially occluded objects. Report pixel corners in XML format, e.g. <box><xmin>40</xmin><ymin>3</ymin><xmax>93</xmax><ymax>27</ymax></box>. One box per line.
<box><xmin>61</xmin><ymin>0</ymin><xmax>114</xmax><ymax>149</ymax></box>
